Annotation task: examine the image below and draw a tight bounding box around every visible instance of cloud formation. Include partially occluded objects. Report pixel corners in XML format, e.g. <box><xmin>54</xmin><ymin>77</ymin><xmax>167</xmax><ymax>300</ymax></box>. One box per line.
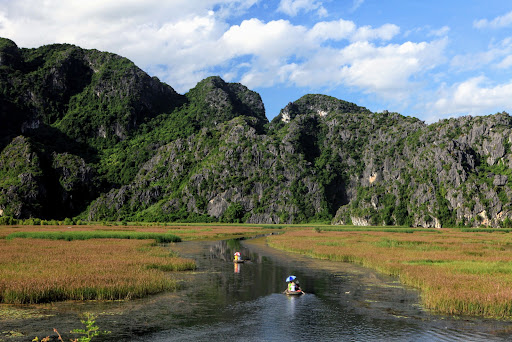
<box><xmin>351</xmin><ymin>0</ymin><xmax>365</xmax><ymax>12</ymax></box>
<box><xmin>474</xmin><ymin>10</ymin><xmax>512</xmax><ymax>29</ymax></box>
<box><xmin>433</xmin><ymin>76</ymin><xmax>512</xmax><ymax>116</ymax></box>
<box><xmin>277</xmin><ymin>0</ymin><xmax>327</xmax><ymax>17</ymax></box>
<box><xmin>0</xmin><ymin>0</ymin><xmax>510</xmax><ymax>121</ymax></box>
<box><xmin>450</xmin><ymin>37</ymin><xmax>512</xmax><ymax>71</ymax></box>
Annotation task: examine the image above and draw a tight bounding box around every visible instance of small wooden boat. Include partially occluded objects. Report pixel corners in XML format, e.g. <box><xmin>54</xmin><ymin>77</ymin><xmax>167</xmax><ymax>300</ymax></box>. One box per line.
<box><xmin>284</xmin><ymin>289</ymin><xmax>304</xmax><ymax>296</ymax></box>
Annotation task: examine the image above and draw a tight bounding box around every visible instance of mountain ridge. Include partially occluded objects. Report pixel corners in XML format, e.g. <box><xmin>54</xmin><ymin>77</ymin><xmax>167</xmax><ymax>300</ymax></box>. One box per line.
<box><xmin>1</xmin><ymin>37</ymin><xmax>511</xmax><ymax>227</ymax></box>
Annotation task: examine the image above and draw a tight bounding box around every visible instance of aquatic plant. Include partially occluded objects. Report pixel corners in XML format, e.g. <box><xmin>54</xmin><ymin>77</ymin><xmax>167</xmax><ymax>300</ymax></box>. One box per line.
<box><xmin>70</xmin><ymin>313</ymin><xmax>111</xmax><ymax>342</ymax></box>
<box><xmin>33</xmin><ymin>313</ymin><xmax>110</xmax><ymax>342</ymax></box>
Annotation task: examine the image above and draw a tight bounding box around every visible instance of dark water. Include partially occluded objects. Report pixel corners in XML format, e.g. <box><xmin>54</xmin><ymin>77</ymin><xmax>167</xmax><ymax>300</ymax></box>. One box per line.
<box><xmin>136</xmin><ymin>238</ymin><xmax>512</xmax><ymax>342</ymax></box>
<box><xmin>2</xmin><ymin>238</ymin><xmax>512</xmax><ymax>341</ymax></box>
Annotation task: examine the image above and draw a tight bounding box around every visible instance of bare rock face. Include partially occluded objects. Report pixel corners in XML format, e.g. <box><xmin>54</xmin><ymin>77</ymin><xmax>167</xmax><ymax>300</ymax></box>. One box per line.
<box><xmin>207</xmin><ymin>195</ymin><xmax>230</xmax><ymax>218</ymax></box>
<box><xmin>351</xmin><ymin>217</ymin><xmax>371</xmax><ymax>226</ymax></box>
<box><xmin>494</xmin><ymin>175</ymin><xmax>508</xmax><ymax>187</ymax></box>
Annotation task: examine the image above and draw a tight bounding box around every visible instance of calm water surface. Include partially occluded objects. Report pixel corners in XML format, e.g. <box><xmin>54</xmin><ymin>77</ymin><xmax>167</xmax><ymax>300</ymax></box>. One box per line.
<box><xmin>137</xmin><ymin>238</ymin><xmax>512</xmax><ymax>342</ymax></box>
<box><xmin>2</xmin><ymin>237</ymin><xmax>512</xmax><ymax>341</ymax></box>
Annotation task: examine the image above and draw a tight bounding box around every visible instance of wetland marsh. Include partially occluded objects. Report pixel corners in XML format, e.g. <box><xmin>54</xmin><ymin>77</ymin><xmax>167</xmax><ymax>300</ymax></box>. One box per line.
<box><xmin>1</xmin><ymin>225</ymin><xmax>512</xmax><ymax>341</ymax></box>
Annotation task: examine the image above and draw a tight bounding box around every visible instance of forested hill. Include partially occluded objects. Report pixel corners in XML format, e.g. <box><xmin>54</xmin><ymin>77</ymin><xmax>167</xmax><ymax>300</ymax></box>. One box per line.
<box><xmin>1</xmin><ymin>37</ymin><xmax>512</xmax><ymax>228</ymax></box>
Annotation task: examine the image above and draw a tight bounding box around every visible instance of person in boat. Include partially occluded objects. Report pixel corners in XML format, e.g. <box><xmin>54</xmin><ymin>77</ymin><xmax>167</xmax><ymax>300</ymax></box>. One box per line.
<box><xmin>294</xmin><ymin>280</ymin><xmax>302</xmax><ymax>292</ymax></box>
<box><xmin>234</xmin><ymin>252</ymin><xmax>241</xmax><ymax>262</ymax></box>
<box><xmin>288</xmin><ymin>280</ymin><xmax>297</xmax><ymax>292</ymax></box>
<box><xmin>287</xmin><ymin>279</ymin><xmax>304</xmax><ymax>294</ymax></box>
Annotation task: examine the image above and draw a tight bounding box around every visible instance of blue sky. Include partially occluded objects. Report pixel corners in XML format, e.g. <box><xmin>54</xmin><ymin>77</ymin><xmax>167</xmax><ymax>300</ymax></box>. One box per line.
<box><xmin>1</xmin><ymin>0</ymin><xmax>512</xmax><ymax>123</ymax></box>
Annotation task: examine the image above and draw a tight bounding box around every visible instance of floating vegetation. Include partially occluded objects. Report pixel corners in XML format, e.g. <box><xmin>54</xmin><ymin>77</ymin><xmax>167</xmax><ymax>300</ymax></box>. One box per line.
<box><xmin>0</xmin><ymin>306</ymin><xmax>54</xmax><ymax>320</ymax></box>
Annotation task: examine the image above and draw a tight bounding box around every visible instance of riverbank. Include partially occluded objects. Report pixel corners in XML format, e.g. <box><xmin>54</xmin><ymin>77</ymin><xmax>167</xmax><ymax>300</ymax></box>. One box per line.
<box><xmin>267</xmin><ymin>227</ymin><xmax>512</xmax><ymax>319</ymax></box>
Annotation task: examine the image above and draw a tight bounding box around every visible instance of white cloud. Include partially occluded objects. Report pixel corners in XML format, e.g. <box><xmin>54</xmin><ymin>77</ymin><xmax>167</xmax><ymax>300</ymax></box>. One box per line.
<box><xmin>221</xmin><ymin>18</ymin><xmax>307</xmax><ymax>59</ymax></box>
<box><xmin>351</xmin><ymin>0</ymin><xmax>364</xmax><ymax>12</ymax></box>
<box><xmin>432</xmin><ymin>76</ymin><xmax>512</xmax><ymax>116</ymax></box>
<box><xmin>0</xmin><ymin>0</ymin><xmax>256</xmax><ymax>49</ymax></box>
<box><xmin>404</xmin><ymin>25</ymin><xmax>451</xmax><ymax>39</ymax></box>
<box><xmin>450</xmin><ymin>37</ymin><xmax>512</xmax><ymax>71</ymax></box>
<box><xmin>474</xmin><ymin>10</ymin><xmax>512</xmax><ymax>29</ymax></box>
<box><xmin>429</xmin><ymin>26</ymin><xmax>450</xmax><ymax>37</ymax></box>
<box><xmin>0</xmin><ymin>0</ymin><xmax>447</xmax><ymax>110</ymax></box>
<box><xmin>305</xmin><ymin>20</ymin><xmax>399</xmax><ymax>44</ymax></box>
<box><xmin>277</xmin><ymin>0</ymin><xmax>327</xmax><ymax>17</ymax></box>
<box><xmin>497</xmin><ymin>55</ymin><xmax>512</xmax><ymax>69</ymax></box>
<box><xmin>307</xmin><ymin>19</ymin><xmax>356</xmax><ymax>42</ymax></box>
<box><xmin>217</xmin><ymin>20</ymin><xmax>445</xmax><ymax>98</ymax></box>
<box><xmin>351</xmin><ymin>24</ymin><xmax>400</xmax><ymax>42</ymax></box>
<box><xmin>274</xmin><ymin>38</ymin><xmax>447</xmax><ymax>105</ymax></box>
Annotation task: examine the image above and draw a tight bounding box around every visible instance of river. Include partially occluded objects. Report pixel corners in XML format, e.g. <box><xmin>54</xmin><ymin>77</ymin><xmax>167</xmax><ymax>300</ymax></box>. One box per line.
<box><xmin>2</xmin><ymin>237</ymin><xmax>512</xmax><ymax>341</ymax></box>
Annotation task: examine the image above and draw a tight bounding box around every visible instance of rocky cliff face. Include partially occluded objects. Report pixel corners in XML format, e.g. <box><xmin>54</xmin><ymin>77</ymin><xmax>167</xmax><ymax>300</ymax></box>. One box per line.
<box><xmin>2</xmin><ymin>38</ymin><xmax>512</xmax><ymax>227</ymax></box>
<box><xmin>330</xmin><ymin>112</ymin><xmax>512</xmax><ymax>228</ymax></box>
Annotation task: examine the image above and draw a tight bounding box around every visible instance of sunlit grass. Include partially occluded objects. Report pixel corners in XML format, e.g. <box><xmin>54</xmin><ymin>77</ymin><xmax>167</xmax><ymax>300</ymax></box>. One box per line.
<box><xmin>6</xmin><ymin>230</ymin><xmax>181</xmax><ymax>243</ymax></box>
<box><xmin>0</xmin><ymin>224</ymin><xmax>279</xmax><ymax>241</ymax></box>
<box><xmin>0</xmin><ymin>223</ymin><xmax>278</xmax><ymax>304</ymax></box>
<box><xmin>267</xmin><ymin>228</ymin><xmax>512</xmax><ymax>318</ymax></box>
<box><xmin>0</xmin><ymin>237</ymin><xmax>195</xmax><ymax>304</ymax></box>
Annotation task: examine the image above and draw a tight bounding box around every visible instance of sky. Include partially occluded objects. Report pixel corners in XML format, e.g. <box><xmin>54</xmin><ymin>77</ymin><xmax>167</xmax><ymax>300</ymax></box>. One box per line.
<box><xmin>1</xmin><ymin>0</ymin><xmax>512</xmax><ymax>123</ymax></box>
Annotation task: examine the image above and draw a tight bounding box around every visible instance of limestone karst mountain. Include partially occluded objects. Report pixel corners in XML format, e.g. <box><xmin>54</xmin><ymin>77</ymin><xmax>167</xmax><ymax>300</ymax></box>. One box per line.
<box><xmin>1</xmin><ymin>37</ymin><xmax>511</xmax><ymax>227</ymax></box>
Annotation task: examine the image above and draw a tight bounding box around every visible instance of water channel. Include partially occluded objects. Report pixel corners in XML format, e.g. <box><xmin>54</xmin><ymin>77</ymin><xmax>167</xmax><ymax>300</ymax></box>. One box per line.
<box><xmin>2</xmin><ymin>237</ymin><xmax>512</xmax><ymax>341</ymax></box>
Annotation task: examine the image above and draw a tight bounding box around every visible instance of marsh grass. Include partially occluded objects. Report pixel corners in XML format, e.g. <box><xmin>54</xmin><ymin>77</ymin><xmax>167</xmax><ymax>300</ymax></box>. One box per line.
<box><xmin>0</xmin><ymin>238</ymin><xmax>195</xmax><ymax>304</ymax></box>
<box><xmin>267</xmin><ymin>228</ymin><xmax>512</xmax><ymax>318</ymax></box>
<box><xmin>6</xmin><ymin>230</ymin><xmax>181</xmax><ymax>243</ymax></box>
<box><xmin>0</xmin><ymin>223</ymin><xmax>275</xmax><ymax>305</ymax></box>
<box><xmin>0</xmin><ymin>224</ymin><xmax>277</xmax><ymax>241</ymax></box>
<box><xmin>320</xmin><ymin>226</ymin><xmax>431</xmax><ymax>233</ymax></box>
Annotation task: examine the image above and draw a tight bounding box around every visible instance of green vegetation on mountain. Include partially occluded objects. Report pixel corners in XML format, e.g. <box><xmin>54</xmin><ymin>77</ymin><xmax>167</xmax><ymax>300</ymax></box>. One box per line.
<box><xmin>2</xmin><ymin>37</ymin><xmax>512</xmax><ymax>227</ymax></box>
